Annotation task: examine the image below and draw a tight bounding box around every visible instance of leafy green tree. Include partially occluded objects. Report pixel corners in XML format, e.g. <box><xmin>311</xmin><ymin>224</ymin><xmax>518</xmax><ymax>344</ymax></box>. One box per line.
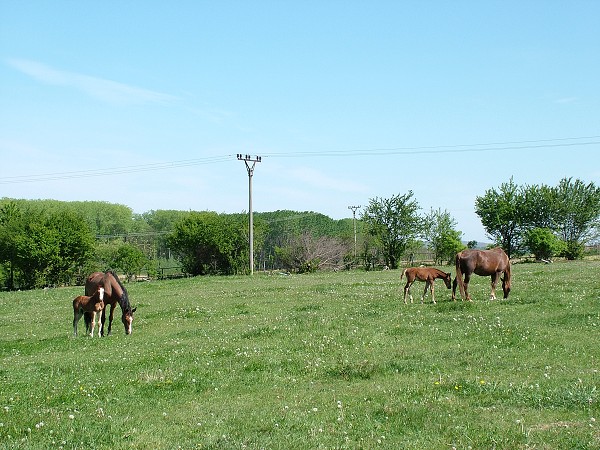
<box><xmin>115</xmin><ymin>243</ymin><xmax>148</xmax><ymax>280</ymax></box>
<box><xmin>361</xmin><ymin>192</ymin><xmax>423</xmax><ymax>270</ymax></box>
<box><xmin>15</xmin><ymin>217</ymin><xmax>57</xmax><ymax>288</ymax></box>
<box><xmin>423</xmin><ymin>208</ymin><xmax>465</xmax><ymax>264</ymax></box>
<box><xmin>140</xmin><ymin>209</ymin><xmax>191</xmax><ymax>232</ymax></box>
<box><xmin>525</xmin><ymin>228</ymin><xmax>565</xmax><ymax>261</ymax></box>
<box><xmin>0</xmin><ymin>201</ymin><xmax>25</xmax><ymax>289</ymax></box>
<box><xmin>475</xmin><ymin>178</ymin><xmax>524</xmax><ymax>258</ymax></box>
<box><xmin>0</xmin><ymin>203</ymin><xmax>95</xmax><ymax>289</ymax></box>
<box><xmin>167</xmin><ymin>212</ymin><xmax>251</xmax><ymax>275</ymax></box>
<box><xmin>520</xmin><ymin>183</ymin><xmax>556</xmax><ymax>230</ymax></box>
<box><xmin>551</xmin><ymin>177</ymin><xmax>600</xmax><ymax>259</ymax></box>
<box><xmin>45</xmin><ymin>209</ymin><xmax>96</xmax><ymax>285</ymax></box>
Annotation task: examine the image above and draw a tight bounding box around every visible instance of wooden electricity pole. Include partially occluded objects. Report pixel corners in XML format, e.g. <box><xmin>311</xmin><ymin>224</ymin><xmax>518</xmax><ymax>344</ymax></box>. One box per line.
<box><xmin>237</xmin><ymin>154</ymin><xmax>261</xmax><ymax>275</ymax></box>
<box><xmin>348</xmin><ymin>205</ymin><xmax>361</xmax><ymax>258</ymax></box>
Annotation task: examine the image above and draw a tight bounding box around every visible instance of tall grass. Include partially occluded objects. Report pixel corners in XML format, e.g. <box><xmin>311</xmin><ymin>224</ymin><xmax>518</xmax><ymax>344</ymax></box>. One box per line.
<box><xmin>1</xmin><ymin>261</ymin><xmax>599</xmax><ymax>449</ymax></box>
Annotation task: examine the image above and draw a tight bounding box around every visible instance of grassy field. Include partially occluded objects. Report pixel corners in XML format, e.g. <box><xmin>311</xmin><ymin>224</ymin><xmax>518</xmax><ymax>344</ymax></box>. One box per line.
<box><xmin>1</xmin><ymin>260</ymin><xmax>599</xmax><ymax>449</ymax></box>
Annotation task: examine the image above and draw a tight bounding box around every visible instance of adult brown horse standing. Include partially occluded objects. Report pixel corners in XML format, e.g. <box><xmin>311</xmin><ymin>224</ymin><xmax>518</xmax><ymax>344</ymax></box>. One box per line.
<box><xmin>84</xmin><ymin>270</ymin><xmax>136</xmax><ymax>335</ymax></box>
<box><xmin>452</xmin><ymin>247</ymin><xmax>511</xmax><ymax>301</ymax></box>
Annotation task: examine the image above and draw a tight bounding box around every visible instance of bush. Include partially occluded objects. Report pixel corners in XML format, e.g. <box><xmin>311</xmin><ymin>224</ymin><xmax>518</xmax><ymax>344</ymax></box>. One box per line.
<box><xmin>525</xmin><ymin>228</ymin><xmax>565</xmax><ymax>260</ymax></box>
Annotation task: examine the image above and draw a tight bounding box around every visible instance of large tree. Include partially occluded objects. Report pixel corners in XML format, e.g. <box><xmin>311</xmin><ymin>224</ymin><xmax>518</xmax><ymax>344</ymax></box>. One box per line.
<box><xmin>361</xmin><ymin>192</ymin><xmax>423</xmax><ymax>269</ymax></box>
<box><xmin>552</xmin><ymin>177</ymin><xmax>600</xmax><ymax>259</ymax></box>
<box><xmin>0</xmin><ymin>201</ymin><xmax>24</xmax><ymax>289</ymax></box>
<box><xmin>474</xmin><ymin>178</ymin><xmax>524</xmax><ymax>258</ymax></box>
<box><xmin>167</xmin><ymin>212</ymin><xmax>252</xmax><ymax>275</ymax></box>
<box><xmin>0</xmin><ymin>206</ymin><xmax>94</xmax><ymax>289</ymax></box>
<box><xmin>423</xmin><ymin>208</ymin><xmax>465</xmax><ymax>264</ymax></box>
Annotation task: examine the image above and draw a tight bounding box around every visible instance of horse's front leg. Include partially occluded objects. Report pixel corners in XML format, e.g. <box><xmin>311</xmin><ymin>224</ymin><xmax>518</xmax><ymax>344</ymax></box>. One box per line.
<box><xmin>106</xmin><ymin>304</ymin><xmax>116</xmax><ymax>336</ymax></box>
<box><xmin>452</xmin><ymin>277</ymin><xmax>458</xmax><ymax>301</ymax></box>
<box><xmin>100</xmin><ymin>306</ymin><xmax>108</xmax><ymax>337</ymax></box>
<box><xmin>490</xmin><ymin>273</ymin><xmax>499</xmax><ymax>300</ymax></box>
<box><xmin>90</xmin><ymin>311</ymin><xmax>96</xmax><ymax>337</ymax></box>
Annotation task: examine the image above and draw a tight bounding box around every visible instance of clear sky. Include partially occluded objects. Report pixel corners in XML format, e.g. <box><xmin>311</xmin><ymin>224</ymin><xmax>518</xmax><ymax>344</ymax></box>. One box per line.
<box><xmin>1</xmin><ymin>1</ymin><xmax>599</xmax><ymax>243</ymax></box>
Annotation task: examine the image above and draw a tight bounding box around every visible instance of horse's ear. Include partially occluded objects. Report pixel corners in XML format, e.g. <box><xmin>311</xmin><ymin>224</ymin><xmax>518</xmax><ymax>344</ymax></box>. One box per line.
<box><xmin>132</xmin><ymin>307</ymin><xmax>137</xmax><ymax>313</ymax></box>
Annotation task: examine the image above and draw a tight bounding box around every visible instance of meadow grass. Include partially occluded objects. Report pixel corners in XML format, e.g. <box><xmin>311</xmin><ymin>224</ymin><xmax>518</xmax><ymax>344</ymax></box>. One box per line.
<box><xmin>1</xmin><ymin>261</ymin><xmax>599</xmax><ymax>449</ymax></box>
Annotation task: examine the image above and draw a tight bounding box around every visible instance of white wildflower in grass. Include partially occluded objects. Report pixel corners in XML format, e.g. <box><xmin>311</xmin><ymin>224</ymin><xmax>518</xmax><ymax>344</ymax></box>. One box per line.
<box><xmin>68</xmin><ymin>414</ymin><xmax>75</xmax><ymax>420</ymax></box>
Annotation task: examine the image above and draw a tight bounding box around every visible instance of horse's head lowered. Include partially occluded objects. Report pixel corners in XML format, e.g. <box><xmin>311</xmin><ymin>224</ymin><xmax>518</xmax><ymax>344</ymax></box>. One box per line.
<box><xmin>121</xmin><ymin>306</ymin><xmax>137</xmax><ymax>335</ymax></box>
<box><xmin>120</xmin><ymin>294</ymin><xmax>137</xmax><ymax>335</ymax></box>
<box><xmin>442</xmin><ymin>272</ymin><xmax>452</xmax><ymax>289</ymax></box>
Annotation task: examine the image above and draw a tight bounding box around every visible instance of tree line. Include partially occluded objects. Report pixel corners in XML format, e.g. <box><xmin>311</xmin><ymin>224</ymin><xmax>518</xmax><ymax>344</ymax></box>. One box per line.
<box><xmin>1</xmin><ymin>177</ymin><xmax>598</xmax><ymax>289</ymax></box>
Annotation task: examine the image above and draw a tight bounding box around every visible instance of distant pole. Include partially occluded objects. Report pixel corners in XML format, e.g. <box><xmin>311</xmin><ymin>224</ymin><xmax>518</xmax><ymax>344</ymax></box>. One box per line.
<box><xmin>238</xmin><ymin>154</ymin><xmax>261</xmax><ymax>275</ymax></box>
<box><xmin>348</xmin><ymin>205</ymin><xmax>361</xmax><ymax>258</ymax></box>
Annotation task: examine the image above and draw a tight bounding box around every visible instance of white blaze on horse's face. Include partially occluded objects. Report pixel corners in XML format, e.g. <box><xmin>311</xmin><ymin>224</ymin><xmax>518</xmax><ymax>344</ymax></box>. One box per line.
<box><xmin>98</xmin><ymin>287</ymin><xmax>105</xmax><ymax>300</ymax></box>
<box><xmin>123</xmin><ymin>313</ymin><xmax>133</xmax><ymax>335</ymax></box>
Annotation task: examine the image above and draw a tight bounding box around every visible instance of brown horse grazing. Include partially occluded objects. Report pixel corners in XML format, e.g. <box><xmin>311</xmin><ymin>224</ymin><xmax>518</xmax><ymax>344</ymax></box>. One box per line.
<box><xmin>84</xmin><ymin>271</ymin><xmax>136</xmax><ymax>336</ymax></box>
<box><xmin>452</xmin><ymin>247</ymin><xmax>511</xmax><ymax>301</ymax></box>
<box><xmin>401</xmin><ymin>267</ymin><xmax>452</xmax><ymax>304</ymax></box>
<box><xmin>73</xmin><ymin>286</ymin><xmax>105</xmax><ymax>337</ymax></box>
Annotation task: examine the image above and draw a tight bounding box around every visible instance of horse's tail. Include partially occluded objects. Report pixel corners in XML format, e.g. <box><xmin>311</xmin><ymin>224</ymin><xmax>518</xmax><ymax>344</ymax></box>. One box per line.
<box><xmin>502</xmin><ymin>258</ymin><xmax>512</xmax><ymax>299</ymax></box>
<box><xmin>400</xmin><ymin>268</ymin><xmax>407</xmax><ymax>280</ymax></box>
<box><xmin>455</xmin><ymin>253</ymin><xmax>466</xmax><ymax>299</ymax></box>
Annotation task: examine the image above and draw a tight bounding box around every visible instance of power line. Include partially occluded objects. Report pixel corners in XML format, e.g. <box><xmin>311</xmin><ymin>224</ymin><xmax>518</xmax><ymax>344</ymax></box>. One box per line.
<box><xmin>0</xmin><ymin>155</ymin><xmax>235</xmax><ymax>184</ymax></box>
<box><xmin>1</xmin><ymin>135</ymin><xmax>598</xmax><ymax>184</ymax></box>
<box><xmin>261</xmin><ymin>135</ymin><xmax>600</xmax><ymax>158</ymax></box>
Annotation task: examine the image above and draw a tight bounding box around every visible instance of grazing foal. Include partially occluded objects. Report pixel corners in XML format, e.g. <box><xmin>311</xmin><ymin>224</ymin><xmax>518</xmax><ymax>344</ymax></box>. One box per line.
<box><xmin>73</xmin><ymin>287</ymin><xmax>105</xmax><ymax>337</ymax></box>
<box><xmin>401</xmin><ymin>267</ymin><xmax>452</xmax><ymax>304</ymax></box>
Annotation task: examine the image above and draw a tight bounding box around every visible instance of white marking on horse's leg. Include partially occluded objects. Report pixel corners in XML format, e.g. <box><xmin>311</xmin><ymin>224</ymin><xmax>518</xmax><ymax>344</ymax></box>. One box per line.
<box><xmin>90</xmin><ymin>312</ymin><xmax>96</xmax><ymax>337</ymax></box>
<box><xmin>431</xmin><ymin>282</ymin><xmax>436</xmax><ymax>304</ymax></box>
<box><xmin>490</xmin><ymin>274</ymin><xmax>499</xmax><ymax>300</ymax></box>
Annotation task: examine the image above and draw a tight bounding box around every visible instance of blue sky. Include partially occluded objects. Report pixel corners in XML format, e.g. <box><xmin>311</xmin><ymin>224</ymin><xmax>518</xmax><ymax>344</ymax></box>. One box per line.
<box><xmin>1</xmin><ymin>1</ymin><xmax>599</xmax><ymax>243</ymax></box>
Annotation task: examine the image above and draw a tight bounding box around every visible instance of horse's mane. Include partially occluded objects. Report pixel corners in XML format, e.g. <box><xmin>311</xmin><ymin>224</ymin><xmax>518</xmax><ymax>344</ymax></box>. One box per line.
<box><xmin>106</xmin><ymin>270</ymin><xmax>132</xmax><ymax>313</ymax></box>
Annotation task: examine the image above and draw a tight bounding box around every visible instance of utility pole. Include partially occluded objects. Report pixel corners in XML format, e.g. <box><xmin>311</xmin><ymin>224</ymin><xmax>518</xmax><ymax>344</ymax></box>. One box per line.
<box><xmin>237</xmin><ymin>154</ymin><xmax>261</xmax><ymax>275</ymax></box>
<box><xmin>348</xmin><ymin>205</ymin><xmax>361</xmax><ymax>259</ymax></box>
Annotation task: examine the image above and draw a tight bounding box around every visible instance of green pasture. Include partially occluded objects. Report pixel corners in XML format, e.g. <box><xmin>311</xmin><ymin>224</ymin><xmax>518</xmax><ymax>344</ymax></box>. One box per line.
<box><xmin>1</xmin><ymin>261</ymin><xmax>599</xmax><ymax>449</ymax></box>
